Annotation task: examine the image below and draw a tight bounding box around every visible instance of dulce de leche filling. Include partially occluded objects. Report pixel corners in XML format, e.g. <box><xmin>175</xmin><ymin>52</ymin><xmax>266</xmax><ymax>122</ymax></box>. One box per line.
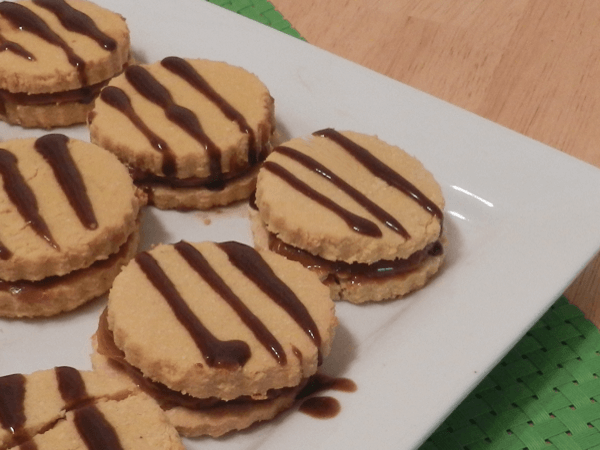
<box><xmin>0</xmin><ymin>79</ymin><xmax>109</xmax><ymax>114</ymax></box>
<box><xmin>267</xmin><ymin>232</ymin><xmax>444</xmax><ymax>285</ymax></box>
<box><xmin>95</xmin><ymin>309</ymin><xmax>300</xmax><ymax>411</ymax></box>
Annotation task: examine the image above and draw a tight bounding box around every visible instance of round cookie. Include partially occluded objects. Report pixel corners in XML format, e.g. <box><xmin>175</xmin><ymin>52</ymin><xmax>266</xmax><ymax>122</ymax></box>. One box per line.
<box><xmin>252</xmin><ymin>128</ymin><xmax>446</xmax><ymax>303</ymax></box>
<box><xmin>88</xmin><ymin>56</ymin><xmax>275</xmax><ymax>210</ymax></box>
<box><xmin>96</xmin><ymin>240</ymin><xmax>337</xmax><ymax>436</ymax></box>
<box><xmin>0</xmin><ymin>0</ymin><xmax>131</xmax><ymax>128</ymax></box>
<box><xmin>0</xmin><ymin>134</ymin><xmax>144</xmax><ymax>317</ymax></box>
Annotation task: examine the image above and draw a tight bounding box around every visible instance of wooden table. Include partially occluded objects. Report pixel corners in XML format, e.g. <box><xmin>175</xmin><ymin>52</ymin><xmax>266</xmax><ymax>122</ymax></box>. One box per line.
<box><xmin>269</xmin><ymin>0</ymin><xmax>600</xmax><ymax>328</ymax></box>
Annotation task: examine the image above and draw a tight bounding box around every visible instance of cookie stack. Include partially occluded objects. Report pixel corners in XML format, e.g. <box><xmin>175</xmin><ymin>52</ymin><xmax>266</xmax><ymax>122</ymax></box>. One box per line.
<box><xmin>0</xmin><ymin>134</ymin><xmax>144</xmax><ymax>318</ymax></box>
<box><xmin>252</xmin><ymin>129</ymin><xmax>446</xmax><ymax>303</ymax></box>
<box><xmin>0</xmin><ymin>0</ymin><xmax>131</xmax><ymax>128</ymax></box>
<box><xmin>89</xmin><ymin>57</ymin><xmax>275</xmax><ymax>210</ymax></box>
<box><xmin>92</xmin><ymin>240</ymin><xmax>337</xmax><ymax>437</ymax></box>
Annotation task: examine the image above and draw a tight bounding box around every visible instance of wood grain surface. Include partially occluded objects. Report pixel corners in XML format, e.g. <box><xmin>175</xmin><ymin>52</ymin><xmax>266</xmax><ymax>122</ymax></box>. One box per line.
<box><xmin>268</xmin><ymin>0</ymin><xmax>600</xmax><ymax>327</ymax></box>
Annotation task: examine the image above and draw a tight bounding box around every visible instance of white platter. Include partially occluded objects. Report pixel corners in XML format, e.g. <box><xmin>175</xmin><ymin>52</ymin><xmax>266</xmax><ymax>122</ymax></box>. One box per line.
<box><xmin>2</xmin><ymin>0</ymin><xmax>600</xmax><ymax>448</ymax></box>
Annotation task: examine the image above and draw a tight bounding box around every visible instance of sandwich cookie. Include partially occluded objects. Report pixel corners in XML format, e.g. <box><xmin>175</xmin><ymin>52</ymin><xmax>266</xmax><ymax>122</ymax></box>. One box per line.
<box><xmin>0</xmin><ymin>0</ymin><xmax>130</xmax><ymax>128</ymax></box>
<box><xmin>0</xmin><ymin>366</ymin><xmax>184</xmax><ymax>450</ymax></box>
<box><xmin>0</xmin><ymin>134</ymin><xmax>144</xmax><ymax>317</ymax></box>
<box><xmin>88</xmin><ymin>57</ymin><xmax>275</xmax><ymax>210</ymax></box>
<box><xmin>92</xmin><ymin>240</ymin><xmax>337</xmax><ymax>437</ymax></box>
<box><xmin>251</xmin><ymin>128</ymin><xmax>446</xmax><ymax>304</ymax></box>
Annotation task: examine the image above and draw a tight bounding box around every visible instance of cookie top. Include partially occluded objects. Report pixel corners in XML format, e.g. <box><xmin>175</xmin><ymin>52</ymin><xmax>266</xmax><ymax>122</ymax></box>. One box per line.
<box><xmin>0</xmin><ymin>134</ymin><xmax>143</xmax><ymax>282</ymax></box>
<box><xmin>254</xmin><ymin>129</ymin><xmax>445</xmax><ymax>264</ymax></box>
<box><xmin>23</xmin><ymin>394</ymin><xmax>185</xmax><ymax>450</ymax></box>
<box><xmin>0</xmin><ymin>367</ymin><xmax>184</xmax><ymax>450</ymax></box>
<box><xmin>88</xmin><ymin>57</ymin><xmax>274</xmax><ymax>180</ymax></box>
<box><xmin>0</xmin><ymin>366</ymin><xmax>135</xmax><ymax>448</ymax></box>
<box><xmin>107</xmin><ymin>241</ymin><xmax>336</xmax><ymax>401</ymax></box>
<box><xmin>0</xmin><ymin>0</ymin><xmax>130</xmax><ymax>94</ymax></box>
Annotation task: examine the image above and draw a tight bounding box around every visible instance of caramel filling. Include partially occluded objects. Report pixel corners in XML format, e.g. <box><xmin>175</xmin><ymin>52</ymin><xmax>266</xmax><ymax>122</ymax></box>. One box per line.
<box><xmin>0</xmin><ymin>229</ymin><xmax>137</xmax><ymax>303</ymax></box>
<box><xmin>129</xmin><ymin>158</ymin><xmax>265</xmax><ymax>192</ymax></box>
<box><xmin>267</xmin><ymin>232</ymin><xmax>444</xmax><ymax>284</ymax></box>
<box><xmin>0</xmin><ymin>79</ymin><xmax>108</xmax><ymax>111</ymax></box>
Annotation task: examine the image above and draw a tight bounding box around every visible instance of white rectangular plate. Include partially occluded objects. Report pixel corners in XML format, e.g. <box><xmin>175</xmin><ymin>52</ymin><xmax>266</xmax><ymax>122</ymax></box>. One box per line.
<box><xmin>2</xmin><ymin>0</ymin><xmax>600</xmax><ymax>448</ymax></box>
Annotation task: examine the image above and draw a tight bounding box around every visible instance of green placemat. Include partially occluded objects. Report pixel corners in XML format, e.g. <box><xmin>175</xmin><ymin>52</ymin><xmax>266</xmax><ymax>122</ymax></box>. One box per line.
<box><xmin>205</xmin><ymin>1</ymin><xmax>600</xmax><ymax>448</ymax></box>
<box><xmin>422</xmin><ymin>296</ymin><xmax>600</xmax><ymax>450</ymax></box>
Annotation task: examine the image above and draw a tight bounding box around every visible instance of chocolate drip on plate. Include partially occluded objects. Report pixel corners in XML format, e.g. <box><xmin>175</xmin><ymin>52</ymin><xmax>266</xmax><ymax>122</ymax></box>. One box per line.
<box><xmin>124</xmin><ymin>65</ymin><xmax>222</xmax><ymax>181</ymax></box>
<box><xmin>135</xmin><ymin>250</ymin><xmax>251</xmax><ymax>369</ymax></box>
<box><xmin>174</xmin><ymin>241</ymin><xmax>287</xmax><ymax>365</ymax></box>
<box><xmin>263</xmin><ymin>160</ymin><xmax>382</xmax><ymax>237</ymax></box>
<box><xmin>296</xmin><ymin>372</ymin><xmax>357</xmax><ymax>420</ymax></box>
<box><xmin>0</xmin><ymin>147</ymin><xmax>58</xmax><ymax>249</ymax></box>
<box><xmin>0</xmin><ymin>2</ymin><xmax>88</xmax><ymax>85</ymax></box>
<box><xmin>314</xmin><ymin>128</ymin><xmax>444</xmax><ymax>221</ymax></box>
<box><xmin>99</xmin><ymin>86</ymin><xmax>177</xmax><ymax>177</ymax></box>
<box><xmin>35</xmin><ymin>134</ymin><xmax>98</xmax><ymax>230</ymax></box>
<box><xmin>32</xmin><ymin>0</ymin><xmax>116</xmax><ymax>51</ymax></box>
<box><xmin>161</xmin><ymin>56</ymin><xmax>258</xmax><ymax>164</ymax></box>
<box><xmin>275</xmin><ymin>145</ymin><xmax>410</xmax><ymax>239</ymax></box>
<box><xmin>218</xmin><ymin>241</ymin><xmax>323</xmax><ymax>359</ymax></box>
<box><xmin>0</xmin><ymin>373</ymin><xmax>27</xmax><ymax>441</ymax></box>
<box><xmin>0</xmin><ymin>31</ymin><xmax>34</xmax><ymax>60</ymax></box>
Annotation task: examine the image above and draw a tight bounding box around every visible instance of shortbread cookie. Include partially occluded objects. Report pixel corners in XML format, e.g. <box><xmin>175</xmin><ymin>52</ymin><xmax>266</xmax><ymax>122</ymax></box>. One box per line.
<box><xmin>94</xmin><ymin>240</ymin><xmax>336</xmax><ymax>437</ymax></box>
<box><xmin>0</xmin><ymin>134</ymin><xmax>144</xmax><ymax>317</ymax></box>
<box><xmin>0</xmin><ymin>0</ymin><xmax>130</xmax><ymax>128</ymax></box>
<box><xmin>0</xmin><ymin>227</ymin><xmax>140</xmax><ymax>317</ymax></box>
<box><xmin>88</xmin><ymin>56</ymin><xmax>275</xmax><ymax>210</ymax></box>
<box><xmin>0</xmin><ymin>367</ymin><xmax>184</xmax><ymax>450</ymax></box>
<box><xmin>251</xmin><ymin>128</ymin><xmax>445</xmax><ymax>304</ymax></box>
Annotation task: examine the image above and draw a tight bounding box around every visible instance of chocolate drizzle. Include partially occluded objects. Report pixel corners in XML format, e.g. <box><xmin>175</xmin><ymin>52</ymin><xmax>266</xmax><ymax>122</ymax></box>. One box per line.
<box><xmin>0</xmin><ymin>31</ymin><xmax>34</xmax><ymax>60</ymax></box>
<box><xmin>0</xmin><ymin>147</ymin><xmax>58</xmax><ymax>250</ymax></box>
<box><xmin>35</xmin><ymin>134</ymin><xmax>97</xmax><ymax>230</ymax></box>
<box><xmin>55</xmin><ymin>366</ymin><xmax>89</xmax><ymax>409</ymax></box>
<box><xmin>32</xmin><ymin>0</ymin><xmax>116</xmax><ymax>51</ymax></box>
<box><xmin>56</xmin><ymin>367</ymin><xmax>125</xmax><ymax>450</ymax></box>
<box><xmin>73</xmin><ymin>406</ymin><xmax>124</xmax><ymax>450</ymax></box>
<box><xmin>218</xmin><ymin>241</ymin><xmax>323</xmax><ymax>357</ymax></box>
<box><xmin>314</xmin><ymin>128</ymin><xmax>444</xmax><ymax>221</ymax></box>
<box><xmin>135</xmin><ymin>250</ymin><xmax>251</xmax><ymax>369</ymax></box>
<box><xmin>124</xmin><ymin>65</ymin><xmax>222</xmax><ymax>181</ymax></box>
<box><xmin>174</xmin><ymin>241</ymin><xmax>287</xmax><ymax>365</ymax></box>
<box><xmin>275</xmin><ymin>145</ymin><xmax>410</xmax><ymax>238</ymax></box>
<box><xmin>0</xmin><ymin>240</ymin><xmax>12</xmax><ymax>260</ymax></box>
<box><xmin>161</xmin><ymin>56</ymin><xmax>259</xmax><ymax>164</ymax></box>
<box><xmin>99</xmin><ymin>86</ymin><xmax>177</xmax><ymax>177</ymax></box>
<box><xmin>0</xmin><ymin>2</ymin><xmax>88</xmax><ymax>84</ymax></box>
<box><xmin>263</xmin><ymin>160</ymin><xmax>382</xmax><ymax>237</ymax></box>
<box><xmin>0</xmin><ymin>373</ymin><xmax>27</xmax><ymax>442</ymax></box>
<box><xmin>57</xmin><ymin>366</ymin><xmax>124</xmax><ymax>450</ymax></box>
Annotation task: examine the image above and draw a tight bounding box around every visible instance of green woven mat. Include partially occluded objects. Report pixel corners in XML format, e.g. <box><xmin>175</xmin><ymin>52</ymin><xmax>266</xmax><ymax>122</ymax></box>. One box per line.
<box><xmin>205</xmin><ymin>1</ymin><xmax>600</xmax><ymax>448</ymax></box>
<box><xmin>422</xmin><ymin>296</ymin><xmax>600</xmax><ymax>450</ymax></box>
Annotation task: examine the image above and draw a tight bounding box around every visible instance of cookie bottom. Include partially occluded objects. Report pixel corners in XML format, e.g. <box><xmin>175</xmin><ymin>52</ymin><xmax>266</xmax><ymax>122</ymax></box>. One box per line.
<box><xmin>90</xmin><ymin>345</ymin><xmax>302</xmax><ymax>438</ymax></box>
<box><xmin>141</xmin><ymin>167</ymin><xmax>259</xmax><ymax>211</ymax></box>
<box><xmin>0</xmin><ymin>96</ymin><xmax>96</xmax><ymax>129</ymax></box>
<box><xmin>251</xmin><ymin>210</ymin><xmax>445</xmax><ymax>303</ymax></box>
<box><xmin>0</xmin><ymin>228</ymin><xmax>140</xmax><ymax>318</ymax></box>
